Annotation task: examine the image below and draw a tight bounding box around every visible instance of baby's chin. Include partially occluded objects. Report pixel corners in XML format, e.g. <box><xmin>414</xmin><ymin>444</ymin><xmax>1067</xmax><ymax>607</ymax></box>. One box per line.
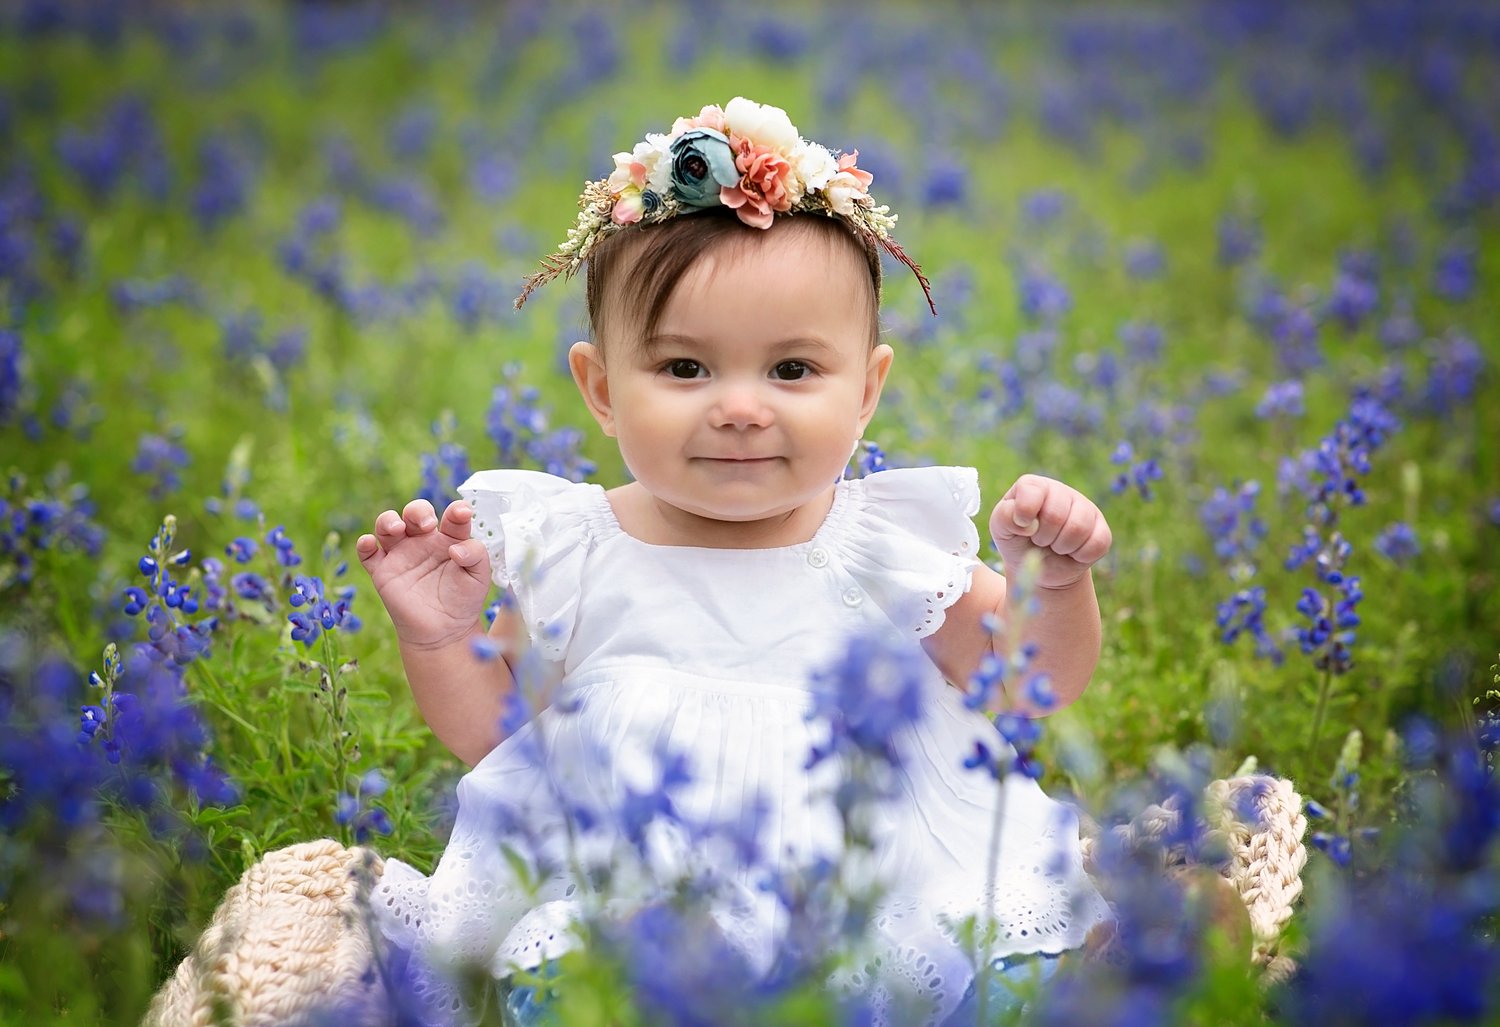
<box><xmin>644</xmin><ymin>479</ymin><xmax>839</xmax><ymax>536</ymax></box>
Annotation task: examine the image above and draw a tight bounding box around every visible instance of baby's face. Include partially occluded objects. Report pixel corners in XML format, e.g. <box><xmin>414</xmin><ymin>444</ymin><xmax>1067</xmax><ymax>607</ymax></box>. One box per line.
<box><xmin>581</xmin><ymin>226</ymin><xmax>892</xmax><ymax>530</ymax></box>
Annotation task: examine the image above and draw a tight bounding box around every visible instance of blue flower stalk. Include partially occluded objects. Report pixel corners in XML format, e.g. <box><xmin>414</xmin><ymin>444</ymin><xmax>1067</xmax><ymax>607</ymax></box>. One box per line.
<box><xmin>1281</xmin><ymin>394</ymin><xmax>1397</xmax><ymax>759</ymax></box>
<box><xmin>958</xmin><ymin>555</ymin><xmax>1054</xmax><ymax>1026</ymax></box>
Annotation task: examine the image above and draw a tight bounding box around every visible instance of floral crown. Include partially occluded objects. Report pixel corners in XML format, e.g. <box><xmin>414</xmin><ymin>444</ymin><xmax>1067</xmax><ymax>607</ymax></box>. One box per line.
<box><xmin>513</xmin><ymin>96</ymin><xmax>935</xmax><ymax>315</ymax></box>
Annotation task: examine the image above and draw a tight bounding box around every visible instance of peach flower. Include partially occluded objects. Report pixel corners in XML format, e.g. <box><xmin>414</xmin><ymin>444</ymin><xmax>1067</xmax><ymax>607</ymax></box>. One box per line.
<box><xmin>717</xmin><ymin>139</ymin><xmax>795</xmax><ymax>228</ymax></box>
<box><xmin>822</xmin><ymin>150</ymin><xmax>874</xmax><ymax>216</ymax></box>
<box><xmin>670</xmin><ymin>103</ymin><xmax>728</xmax><ymax>137</ymax></box>
<box><xmin>611</xmin><ymin>186</ymin><xmax>644</xmax><ymax>225</ymax></box>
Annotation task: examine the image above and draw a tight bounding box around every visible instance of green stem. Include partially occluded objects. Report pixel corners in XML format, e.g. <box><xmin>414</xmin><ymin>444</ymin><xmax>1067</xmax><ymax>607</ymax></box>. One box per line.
<box><xmin>976</xmin><ymin>776</ymin><xmax>1007</xmax><ymax>1027</ymax></box>
<box><xmin>1306</xmin><ymin>661</ymin><xmax>1334</xmax><ymax>763</ymax></box>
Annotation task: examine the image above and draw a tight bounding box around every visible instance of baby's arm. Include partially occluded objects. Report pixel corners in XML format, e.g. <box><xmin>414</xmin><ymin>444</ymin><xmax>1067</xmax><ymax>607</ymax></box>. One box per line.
<box><xmin>357</xmin><ymin>499</ymin><xmax>520</xmax><ymax>767</ymax></box>
<box><xmin>923</xmin><ymin>474</ymin><xmax>1110</xmax><ymax>716</ymax></box>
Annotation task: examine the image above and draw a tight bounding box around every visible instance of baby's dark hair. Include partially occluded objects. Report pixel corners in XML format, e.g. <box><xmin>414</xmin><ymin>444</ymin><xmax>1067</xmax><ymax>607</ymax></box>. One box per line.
<box><xmin>583</xmin><ymin>207</ymin><xmax>883</xmax><ymax>353</ymax></box>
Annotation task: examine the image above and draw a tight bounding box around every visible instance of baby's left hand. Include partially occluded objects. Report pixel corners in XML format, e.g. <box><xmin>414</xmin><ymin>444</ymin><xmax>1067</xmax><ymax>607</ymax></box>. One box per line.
<box><xmin>989</xmin><ymin>474</ymin><xmax>1112</xmax><ymax>591</ymax></box>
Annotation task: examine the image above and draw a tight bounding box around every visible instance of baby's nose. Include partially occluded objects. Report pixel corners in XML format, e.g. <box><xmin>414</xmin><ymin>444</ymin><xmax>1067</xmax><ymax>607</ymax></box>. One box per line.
<box><xmin>710</xmin><ymin>382</ymin><xmax>774</xmax><ymax>428</ymax></box>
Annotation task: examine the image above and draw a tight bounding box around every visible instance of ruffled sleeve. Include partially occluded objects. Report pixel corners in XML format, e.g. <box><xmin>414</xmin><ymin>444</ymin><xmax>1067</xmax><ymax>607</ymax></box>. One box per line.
<box><xmin>457</xmin><ymin>469</ymin><xmax>609</xmax><ymax>662</ymax></box>
<box><xmin>831</xmin><ymin>465</ymin><xmax>983</xmax><ymax>638</ymax></box>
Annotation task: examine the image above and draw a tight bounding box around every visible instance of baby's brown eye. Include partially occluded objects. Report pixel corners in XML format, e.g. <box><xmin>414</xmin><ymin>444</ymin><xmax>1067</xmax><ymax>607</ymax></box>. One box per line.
<box><xmin>667</xmin><ymin>359</ymin><xmax>703</xmax><ymax>379</ymax></box>
<box><xmin>773</xmin><ymin>361</ymin><xmax>809</xmax><ymax>381</ymax></box>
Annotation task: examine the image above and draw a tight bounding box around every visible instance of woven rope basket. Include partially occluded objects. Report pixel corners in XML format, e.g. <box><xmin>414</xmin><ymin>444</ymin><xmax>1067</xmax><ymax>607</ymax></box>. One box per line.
<box><xmin>144</xmin><ymin>775</ymin><xmax>1307</xmax><ymax>1025</ymax></box>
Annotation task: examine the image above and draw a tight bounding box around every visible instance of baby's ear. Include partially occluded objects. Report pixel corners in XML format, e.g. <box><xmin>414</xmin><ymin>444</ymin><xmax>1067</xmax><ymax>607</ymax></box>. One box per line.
<box><xmin>568</xmin><ymin>341</ymin><xmax>616</xmax><ymax>437</ymax></box>
<box><xmin>858</xmin><ymin>343</ymin><xmax>895</xmax><ymax>430</ymax></box>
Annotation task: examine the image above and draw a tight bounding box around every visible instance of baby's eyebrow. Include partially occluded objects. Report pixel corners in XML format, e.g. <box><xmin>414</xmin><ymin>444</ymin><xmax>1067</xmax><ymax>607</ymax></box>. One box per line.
<box><xmin>639</xmin><ymin>333</ymin><xmax>838</xmax><ymax>358</ymax></box>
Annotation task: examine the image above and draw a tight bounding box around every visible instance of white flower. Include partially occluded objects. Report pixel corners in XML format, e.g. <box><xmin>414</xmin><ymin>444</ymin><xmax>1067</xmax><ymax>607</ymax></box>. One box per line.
<box><xmin>790</xmin><ymin>139</ymin><xmax>838</xmax><ymax>194</ymax></box>
<box><xmin>639</xmin><ymin>132</ymin><xmax>674</xmax><ymax>196</ymax></box>
<box><xmin>824</xmin><ymin>170</ymin><xmax>866</xmax><ymax>216</ymax></box>
<box><xmin>610</xmin><ymin>134</ymin><xmax>675</xmax><ymax>198</ymax></box>
<box><xmin>723</xmin><ymin>96</ymin><xmax>800</xmax><ymax>154</ymax></box>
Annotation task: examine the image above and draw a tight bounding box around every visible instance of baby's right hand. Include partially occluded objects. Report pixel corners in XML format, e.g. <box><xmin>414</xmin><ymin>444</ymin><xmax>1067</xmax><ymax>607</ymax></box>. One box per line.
<box><xmin>356</xmin><ymin>499</ymin><xmax>492</xmax><ymax>650</ymax></box>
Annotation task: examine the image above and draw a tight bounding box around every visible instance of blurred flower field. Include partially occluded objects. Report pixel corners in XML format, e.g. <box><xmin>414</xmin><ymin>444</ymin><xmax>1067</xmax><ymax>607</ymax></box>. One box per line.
<box><xmin>1</xmin><ymin>0</ymin><xmax>1498</xmax><ymax>1023</ymax></box>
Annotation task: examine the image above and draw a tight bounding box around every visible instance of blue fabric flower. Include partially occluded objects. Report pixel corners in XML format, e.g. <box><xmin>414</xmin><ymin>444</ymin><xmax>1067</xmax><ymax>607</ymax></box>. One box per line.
<box><xmin>669</xmin><ymin>128</ymin><xmax>739</xmax><ymax>208</ymax></box>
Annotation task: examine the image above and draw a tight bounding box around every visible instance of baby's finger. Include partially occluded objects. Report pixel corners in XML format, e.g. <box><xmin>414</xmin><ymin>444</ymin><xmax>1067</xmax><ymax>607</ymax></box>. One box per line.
<box><xmin>1070</xmin><ymin>516</ymin><xmax>1113</xmax><ymax>566</ymax></box>
<box><xmin>438</xmin><ymin>500</ymin><xmax>473</xmax><ymax>541</ymax></box>
<box><xmin>1048</xmin><ymin>505</ymin><xmax>1095</xmax><ymax>557</ymax></box>
<box><xmin>1009</xmin><ymin>476</ymin><xmax>1052</xmax><ymax>525</ymax></box>
<box><xmin>355</xmin><ymin>533</ymin><xmax>382</xmax><ymax>568</ymax></box>
<box><xmin>1028</xmin><ymin>488</ymin><xmax>1076</xmax><ymax>550</ymax></box>
<box><xmin>993</xmin><ymin>497</ymin><xmax>1040</xmax><ymax>539</ymax></box>
<box><xmin>448</xmin><ymin>538</ymin><xmax>490</xmax><ymax>580</ymax></box>
<box><xmin>402</xmin><ymin>498</ymin><xmax>439</xmax><ymax>534</ymax></box>
<box><xmin>373</xmin><ymin>509</ymin><xmax>407</xmax><ymax>549</ymax></box>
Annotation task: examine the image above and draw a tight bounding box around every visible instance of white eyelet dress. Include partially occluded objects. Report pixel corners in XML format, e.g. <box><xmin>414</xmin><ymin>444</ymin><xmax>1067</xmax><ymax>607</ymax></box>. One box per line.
<box><xmin>369</xmin><ymin>465</ymin><xmax>1111</xmax><ymax>1026</ymax></box>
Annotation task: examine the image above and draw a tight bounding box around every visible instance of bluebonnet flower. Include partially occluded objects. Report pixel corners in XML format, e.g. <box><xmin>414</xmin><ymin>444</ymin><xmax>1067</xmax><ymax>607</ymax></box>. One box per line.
<box><xmin>487</xmin><ymin>367</ymin><xmax>550</xmax><ymax>463</ymax></box>
<box><xmin>852</xmin><ymin>440</ymin><xmax>886</xmax><ymax>477</ymax></box>
<box><xmin>110</xmin><ymin>274</ymin><xmax>198</xmax><ymax>314</ymax></box>
<box><xmin>1215</xmin><ymin>586</ymin><xmax>1284</xmax><ymax>664</ymax></box>
<box><xmin>526</xmin><ymin>426</ymin><xmax>595</xmax><ymax>482</ymax></box>
<box><xmin>1246</xmin><ymin>62</ymin><xmax>1313</xmax><ymax>138</ymax></box>
<box><xmin>121</xmin><ymin>516</ymin><xmax>220</xmax><ymax>667</ymax></box>
<box><xmin>1432</xmin><ymin>240</ymin><xmax>1476</xmax><ymax>303</ymax></box>
<box><xmin>1278</xmin><ymin>395</ymin><xmax>1399</xmax><ymax>521</ymax></box>
<box><xmin>965</xmin><ymin>704</ymin><xmax>1047</xmax><ymax>783</ymax></box>
<box><xmin>1378</xmin><ymin>294</ymin><xmax>1422</xmax><ymax>350</ymax></box>
<box><xmin>450</xmin><ymin>261</ymin><xmax>507</xmax><ymax>332</ymax></box>
<box><xmin>921</xmin><ymin>155</ymin><xmax>966</xmax><ymax>207</ymax></box>
<box><xmin>54</xmin><ymin>95</ymin><xmax>171</xmax><ymax>202</ymax></box>
<box><xmin>1016</xmin><ymin>264</ymin><xmax>1072</xmax><ymax>324</ymax></box>
<box><xmin>1374</xmin><ymin>522</ymin><xmax>1420</xmax><ymax>565</ymax></box>
<box><xmin>287</xmin><ymin>573</ymin><xmax>361</xmax><ymax>648</ymax></box>
<box><xmin>483</xmin><ymin>365</ymin><xmax>596</xmax><ymax>481</ymax></box>
<box><xmin>1020</xmin><ymin>188</ymin><xmax>1070</xmax><ymax>228</ymax></box>
<box><xmin>807</xmin><ymin>633</ymin><xmax>926</xmax><ymax>776</ymax></box>
<box><xmin>130</xmin><ymin>431</ymin><xmax>190</xmax><ymax>498</ymax></box>
<box><xmin>595</xmin><ymin>900</ymin><xmax>762</xmax><ymax>1027</ymax></box>
<box><xmin>266</xmin><ymin>525</ymin><xmax>302</xmax><ymax>567</ymax></box>
<box><xmin>417</xmin><ymin>434</ymin><xmax>470</xmax><ymax>517</ymax></box>
<box><xmin>292</xmin><ymin>3</ymin><xmax>387</xmax><ymax>60</ymax></box>
<box><xmin>1286</xmin><ymin>720</ymin><xmax>1500</xmax><ymax>1024</ymax></box>
<box><xmin>1014</xmin><ymin>328</ymin><xmax>1059</xmax><ymax>375</ymax></box>
<box><xmin>1109</xmin><ymin>441</ymin><xmax>1164</xmax><ymax>500</ymax></box>
<box><xmin>1124</xmin><ymin>239</ymin><xmax>1165</xmax><ymax>280</ymax></box>
<box><xmin>1031</xmin><ymin>381</ymin><xmax>1103</xmax><ymax>438</ymax></box>
<box><xmin>1199</xmin><ymin>480</ymin><xmax>1268</xmax><ymax>579</ymax></box>
<box><xmin>387</xmin><ymin>102</ymin><xmax>437</xmax><ymax>162</ymax></box>
<box><xmin>748</xmin><ymin>14</ymin><xmax>809</xmax><ymax>63</ymax></box>
<box><xmin>367</xmin><ymin>174</ymin><xmax>444</xmax><ymax>237</ymax></box>
<box><xmin>191</xmin><ymin>133</ymin><xmax>256</xmax><ymax>233</ymax></box>
<box><xmin>1256</xmin><ymin>379</ymin><xmax>1305</xmax><ymax>420</ymax></box>
<box><xmin>1292</xmin><ymin>572</ymin><xmax>1363</xmax><ymax>675</ymax></box>
<box><xmin>334</xmin><ymin>768</ymin><xmax>395</xmax><ymax>842</ymax></box>
<box><xmin>465</xmin><ymin>145</ymin><xmax>516</xmax><ymax>203</ymax></box>
<box><xmin>1075</xmin><ymin>348</ymin><xmax>1121</xmax><ymax>396</ymax></box>
<box><xmin>1118</xmin><ymin>320</ymin><xmax>1163</xmax><ymax>364</ymax></box>
<box><xmin>1038</xmin><ymin>77</ymin><xmax>1097</xmax><ymax>154</ymax></box>
<box><xmin>1217</xmin><ymin>212</ymin><xmax>1261</xmax><ymax>267</ymax></box>
<box><xmin>1307</xmin><ymin>730</ymin><xmax>1373</xmax><ymax>869</ymax></box>
<box><xmin>1033</xmin><ymin>750</ymin><xmax>1232</xmax><ymax>1022</ymax></box>
<box><xmin>1</xmin><ymin>328</ymin><xmax>25</xmax><ymax>422</ymax></box>
<box><xmin>1417</xmin><ymin>331</ymin><xmax>1483</xmax><ymax>418</ymax></box>
<box><xmin>1</xmin><ymin>470</ymin><xmax>107</xmax><ymax>588</ymax></box>
<box><xmin>1325</xmin><ymin>251</ymin><xmax>1380</xmax><ymax>333</ymax></box>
